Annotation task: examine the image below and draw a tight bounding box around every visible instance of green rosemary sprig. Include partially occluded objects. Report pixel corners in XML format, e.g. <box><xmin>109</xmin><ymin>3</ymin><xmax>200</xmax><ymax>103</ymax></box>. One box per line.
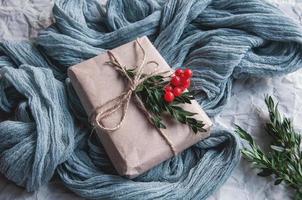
<box><xmin>134</xmin><ymin>74</ymin><xmax>206</xmax><ymax>133</ymax></box>
<box><xmin>235</xmin><ymin>96</ymin><xmax>302</xmax><ymax>200</ymax></box>
<box><xmin>106</xmin><ymin>58</ymin><xmax>206</xmax><ymax>133</ymax></box>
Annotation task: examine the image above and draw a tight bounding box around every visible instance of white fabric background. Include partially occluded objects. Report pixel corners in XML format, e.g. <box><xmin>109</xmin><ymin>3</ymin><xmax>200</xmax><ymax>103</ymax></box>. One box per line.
<box><xmin>0</xmin><ymin>1</ymin><xmax>301</xmax><ymax>199</ymax></box>
<box><xmin>0</xmin><ymin>0</ymin><xmax>53</xmax><ymax>41</ymax></box>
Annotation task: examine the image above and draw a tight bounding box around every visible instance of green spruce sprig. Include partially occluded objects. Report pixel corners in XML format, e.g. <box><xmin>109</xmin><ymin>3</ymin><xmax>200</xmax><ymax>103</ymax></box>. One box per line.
<box><xmin>236</xmin><ymin>96</ymin><xmax>302</xmax><ymax>200</ymax></box>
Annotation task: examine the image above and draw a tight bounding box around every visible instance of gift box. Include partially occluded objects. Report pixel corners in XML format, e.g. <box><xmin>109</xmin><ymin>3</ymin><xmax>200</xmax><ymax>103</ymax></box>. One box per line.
<box><xmin>68</xmin><ymin>36</ymin><xmax>212</xmax><ymax>178</ymax></box>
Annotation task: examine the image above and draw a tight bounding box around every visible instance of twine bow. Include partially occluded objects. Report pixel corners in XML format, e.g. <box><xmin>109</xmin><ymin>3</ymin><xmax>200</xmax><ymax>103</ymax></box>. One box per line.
<box><xmin>89</xmin><ymin>38</ymin><xmax>177</xmax><ymax>156</ymax></box>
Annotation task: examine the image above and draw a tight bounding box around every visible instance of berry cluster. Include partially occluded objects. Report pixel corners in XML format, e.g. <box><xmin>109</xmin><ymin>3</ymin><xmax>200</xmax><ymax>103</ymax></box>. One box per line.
<box><xmin>164</xmin><ymin>68</ymin><xmax>193</xmax><ymax>103</ymax></box>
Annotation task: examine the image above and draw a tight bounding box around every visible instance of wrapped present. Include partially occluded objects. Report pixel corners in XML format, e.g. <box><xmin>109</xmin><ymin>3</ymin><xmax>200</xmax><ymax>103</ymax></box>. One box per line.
<box><xmin>68</xmin><ymin>36</ymin><xmax>212</xmax><ymax>178</ymax></box>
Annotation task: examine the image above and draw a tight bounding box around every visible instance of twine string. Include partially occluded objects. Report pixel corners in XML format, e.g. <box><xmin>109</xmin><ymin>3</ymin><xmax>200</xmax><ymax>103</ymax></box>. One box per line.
<box><xmin>90</xmin><ymin>38</ymin><xmax>176</xmax><ymax>156</ymax></box>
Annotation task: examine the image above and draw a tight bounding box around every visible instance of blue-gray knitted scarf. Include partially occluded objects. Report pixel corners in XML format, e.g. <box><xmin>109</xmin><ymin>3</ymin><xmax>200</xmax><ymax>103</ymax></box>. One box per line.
<box><xmin>0</xmin><ymin>0</ymin><xmax>301</xmax><ymax>199</ymax></box>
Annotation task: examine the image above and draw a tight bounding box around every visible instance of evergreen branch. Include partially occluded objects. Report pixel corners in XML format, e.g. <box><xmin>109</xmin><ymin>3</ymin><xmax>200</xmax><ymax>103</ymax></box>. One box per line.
<box><xmin>235</xmin><ymin>96</ymin><xmax>302</xmax><ymax>200</ymax></box>
<box><xmin>135</xmin><ymin>74</ymin><xmax>206</xmax><ymax>133</ymax></box>
<box><xmin>106</xmin><ymin>59</ymin><xmax>206</xmax><ymax>133</ymax></box>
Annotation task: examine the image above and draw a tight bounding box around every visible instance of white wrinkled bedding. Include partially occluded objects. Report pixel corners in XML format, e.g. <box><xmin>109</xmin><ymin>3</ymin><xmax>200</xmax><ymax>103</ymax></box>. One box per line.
<box><xmin>0</xmin><ymin>1</ymin><xmax>301</xmax><ymax>199</ymax></box>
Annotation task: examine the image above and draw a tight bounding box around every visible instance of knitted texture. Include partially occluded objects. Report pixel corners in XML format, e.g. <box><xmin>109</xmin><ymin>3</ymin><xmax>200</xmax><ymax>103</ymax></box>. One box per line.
<box><xmin>0</xmin><ymin>0</ymin><xmax>302</xmax><ymax>199</ymax></box>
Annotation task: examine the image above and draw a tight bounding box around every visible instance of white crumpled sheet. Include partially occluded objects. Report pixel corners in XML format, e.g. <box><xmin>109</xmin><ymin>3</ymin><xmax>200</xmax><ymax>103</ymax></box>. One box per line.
<box><xmin>0</xmin><ymin>0</ymin><xmax>53</xmax><ymax>41</ymax></box>
<box><xmin>0</xmin><ymin>1</ymin><xmax>301</xmax><ymax>199</ymax></box>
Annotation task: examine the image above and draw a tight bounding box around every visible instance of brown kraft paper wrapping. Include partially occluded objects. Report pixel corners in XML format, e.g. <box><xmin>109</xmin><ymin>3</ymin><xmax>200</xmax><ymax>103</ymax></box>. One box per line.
<box><xmin>68</xmin><ymin>36</ymin><xmax>213</xmax><ymax>178</ymax></box>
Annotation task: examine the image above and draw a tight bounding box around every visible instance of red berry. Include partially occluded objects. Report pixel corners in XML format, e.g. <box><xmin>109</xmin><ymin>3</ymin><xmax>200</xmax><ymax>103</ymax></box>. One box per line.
<box><xmin>165</xmin><ymin>85</ymin><xmax>173</xmax><ymax>92</ymax></box>
<box><xmin>179</xmin><ymin>73</ymin><xmax>187</xmax><ymax>82</ymax></box>
<box><xmin>184</xmin><ymin>69</ymin><xmax>193</xmax><ymax>79</ymax></box>
<box><xmin>164</xmin><ymin>91</ymin><xmax>175</xmax><ymax>103</ymax></box>
<box><xmin>182</xmin><ymin>78</ymin><xmax>191</xmax><ymax>88</ymax></box>
<box><xmin>171</xmin><ymin>76</ymin><xmax>181</xmax><ymax>86</ymax></box>
<box><xmin>175</xmin><ymin>69</ymin><xmax>184</xmax><ymax>76</ymax></box>
<box><xmin>173</xmin><ymin>87</ymin><xmax>183</xmax><ymax>97</ymax></box>
<box><xmin>180</xmin><ymin>86</ymin><xmax>186</xmax><ymax>92</ymax></box>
